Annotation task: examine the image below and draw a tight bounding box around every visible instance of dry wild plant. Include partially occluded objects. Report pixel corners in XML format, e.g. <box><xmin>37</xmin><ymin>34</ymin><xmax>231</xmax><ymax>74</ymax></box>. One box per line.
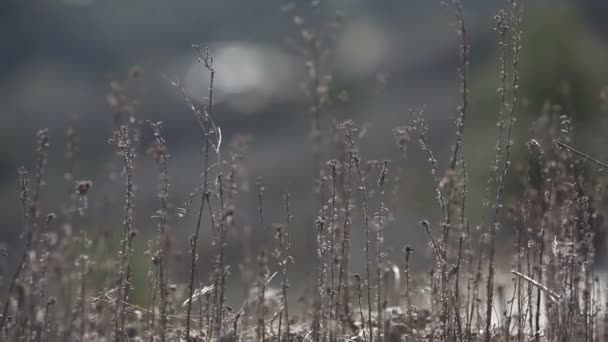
<box><xmin>6</xmin><ymin>1</ymin><xmax>608</xmax><ymax>342</ymax></box>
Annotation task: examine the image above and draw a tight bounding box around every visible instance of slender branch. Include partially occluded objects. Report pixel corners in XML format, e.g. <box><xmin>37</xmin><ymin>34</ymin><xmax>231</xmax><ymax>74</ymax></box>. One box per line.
<box><xmin>553</xmin><ymin>140</ymin><xmax>608</xmax><ymax>169</ymax></box>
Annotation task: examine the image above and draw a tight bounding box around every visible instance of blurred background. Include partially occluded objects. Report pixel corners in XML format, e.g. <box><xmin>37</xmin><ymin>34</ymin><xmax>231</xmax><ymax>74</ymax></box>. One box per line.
<box><xmin>1</xmin><ymin>0</ymin><xmax>608</xmax><ymax>304</ymax></box>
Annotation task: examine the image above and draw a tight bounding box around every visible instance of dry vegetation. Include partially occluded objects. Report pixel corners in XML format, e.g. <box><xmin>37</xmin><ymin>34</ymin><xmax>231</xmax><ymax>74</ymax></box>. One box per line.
<box><xmin>2</xmin><ymin>1</ymin><xmax>608</xmax><ymax>341</ymax></box>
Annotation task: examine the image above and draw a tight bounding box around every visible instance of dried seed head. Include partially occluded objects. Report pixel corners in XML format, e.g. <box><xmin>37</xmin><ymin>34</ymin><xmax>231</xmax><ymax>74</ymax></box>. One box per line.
<box><xmin>76</xmin><ymin>180</ymin><xmax>93</xmax><ymax>195</ymax></box>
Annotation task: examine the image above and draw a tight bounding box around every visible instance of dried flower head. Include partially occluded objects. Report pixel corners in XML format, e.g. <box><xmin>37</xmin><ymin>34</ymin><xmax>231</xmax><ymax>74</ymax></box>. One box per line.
<box><xmin>76</xmin><ymin>180</ymin><xmax>92</xmax><ymax>195</ymax></box>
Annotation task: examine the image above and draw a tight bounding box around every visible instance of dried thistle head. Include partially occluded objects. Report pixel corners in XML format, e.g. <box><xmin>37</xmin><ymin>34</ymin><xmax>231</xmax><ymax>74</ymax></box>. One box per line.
<box><xmin>76</xmin><ymin>180</ymin><xmax>92</xmax><ymax>195</ymax></box>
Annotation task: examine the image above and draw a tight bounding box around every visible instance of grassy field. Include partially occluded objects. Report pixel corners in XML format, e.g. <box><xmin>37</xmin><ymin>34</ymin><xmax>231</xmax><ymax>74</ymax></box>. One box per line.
<box><xmin>2</xmin><ymin>1</ymin><xmax>608</xmax><ymax>341</ymax></box>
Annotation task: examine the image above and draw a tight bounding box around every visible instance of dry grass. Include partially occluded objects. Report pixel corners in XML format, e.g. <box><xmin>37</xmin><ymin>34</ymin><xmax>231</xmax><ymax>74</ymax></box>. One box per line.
<box><xmin>2</xmin><ymin>1</ymin><xmax>608</xmax><ymax>341</ymax></box>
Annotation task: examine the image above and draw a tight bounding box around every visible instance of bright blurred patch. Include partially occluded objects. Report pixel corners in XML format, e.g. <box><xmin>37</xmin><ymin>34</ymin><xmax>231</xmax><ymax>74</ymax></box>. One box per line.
<box><xmin>184</xmin><ymin>42</ymin><xmax>297</xmax><ymax>112</ymax></box>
